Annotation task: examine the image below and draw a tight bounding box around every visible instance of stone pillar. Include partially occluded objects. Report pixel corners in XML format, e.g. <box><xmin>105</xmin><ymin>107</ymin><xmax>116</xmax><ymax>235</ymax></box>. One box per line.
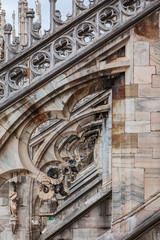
<box><xmin>102</xmin><ymin>117</ymin><xmax>109</xmax><ymax>187</ymax></box>
<box><xmin>26</xmin><ymin>9</ymin><xmax>35</xmax><ymax>47</ymax></box>
<box><xmin>49</xmin><ymin>0</ymin><xmax>57</xmax><ymax>32</ymax></box>
<box><xmin>3</xmin><ymin>23</ymin><xmax>12</xmax><ymax>62</ymax></box>
<box><xmin>12</xmin><ymin>11</ymin><xmax>16</xmax><ymax>39</ymax></box>
<box><xmin>18</xmin><ymin>0</ymin><xmax>28</xmax><ymax>46</ymax></box>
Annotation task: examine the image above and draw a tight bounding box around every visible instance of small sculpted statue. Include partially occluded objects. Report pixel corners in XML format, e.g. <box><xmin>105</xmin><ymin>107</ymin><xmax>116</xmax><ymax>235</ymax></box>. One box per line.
<box><xmin>9</xmin><ymin>185</ymin><xmax>18</xmax><ymax>218</ymax></box>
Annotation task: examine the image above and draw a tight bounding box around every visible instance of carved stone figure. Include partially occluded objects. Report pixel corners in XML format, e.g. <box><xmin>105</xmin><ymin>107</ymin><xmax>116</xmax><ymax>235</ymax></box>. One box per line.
<box><xmin>9</xmin><ymin>186</ymin><xmax>18</xmax><ymax>218</ymax></box>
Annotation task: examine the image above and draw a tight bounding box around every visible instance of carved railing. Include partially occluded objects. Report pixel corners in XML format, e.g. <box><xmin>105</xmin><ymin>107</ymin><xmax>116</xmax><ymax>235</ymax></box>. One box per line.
<box><xmin>0</xmin><ymin>0</ymin><xmax>158</xmax><ymax>101</ymax></box>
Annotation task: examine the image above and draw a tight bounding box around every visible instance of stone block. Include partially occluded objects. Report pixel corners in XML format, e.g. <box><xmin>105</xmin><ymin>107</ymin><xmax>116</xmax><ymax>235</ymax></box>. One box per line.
<box><xmin>125</xmin><ymin>121</ymin><xmax>150</xmax><ymax>133</ymax></box>
<box><xmin>150</xmin><ymin>42</ymin><xmax>160</xmax><ymax>75</ymax></box>
<box><xmin>125</xmin><ymin>99</ymin><xmax>135</xmax><ymax>121</ymax></box>
<box><xmin>112</xmin><ymin>153</ymin><xmax>135</xmax><ymax>168</ymax></box>
<box><xmin>135</xmin><ymin>154</ymin><xmax>160</xmax><ymax>168</ymax></box>
<box><xmin>145</xmin><ymin>168</ymin><xmax>160</xmax><ymax>178</ymax></box>
<box><xmin>139</xmin><ymin>84</ymin><xmax>160</xmax><ymax>98</ymax></box>
<box><xmin>138</xmin><ymin>133</ymin><xmax>160</xmax><ymax>148</ymax></box>
<box><xmin>152</xmin><ymin>75</ymin><xmax>160</xmax><ymax>88</ymax></box>
<box><xmin>153</xmin><ymin>148</ymin><xmax>160</xmax><ymax>159</ymax></box>
<box><xmin>112</xmin><ymin>121</ymin><xmax>125</xmax><ymax>134</ymax></box>
<box><xmin>0</xmin><ymin>125</ymin><xmax>6</xmax><ymax>139</ymax></box>
<box><xmin>112</xmin><ymin>133</ymin><xmax>138</xmax><ymax>153</ymax></box>
<box><xmin>125</xmin><ymin>84</ymin><xmax>138</xmax><ymax>98</ymax></box>
<box><xmin>137</xmin><ymin>148</ymin><xmax>152</xmax><ymax>154</ymax></box>
<box><xmin>134</xmin><ymin>42</ymin><xmax>149</xmax><ymax>66</ymax></box>
<box><xmin>151</xmin><ymin>112</ymin><xmax>160</xmax><ymax>131</ymax></box>
<box><xmin>135</xmin><ymin>112</ymin><xmax>150</xmax><ymax>121</ymax></box>
<box><xmin>144</xmin><ymin>178</ymin><xmax>160</xmax><ymax>199</ymax></box>
<box><xmin>136</xmin><ymin>99</ymin><xmax>160</xmax><ymax>112</ymax></box>
<box><xmin>134</xmin><ymin>66</ymin><xmax>155</xmax><ymax>84</ymax></box>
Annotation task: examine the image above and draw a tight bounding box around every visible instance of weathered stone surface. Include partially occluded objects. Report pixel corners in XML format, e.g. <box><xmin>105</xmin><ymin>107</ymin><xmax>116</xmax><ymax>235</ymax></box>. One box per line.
<box><xmin>125</xmin><ymin>121</ymin><xmax>150</xmax><ymax>133</ymax></box>
<box><xmin>134</xmin><ymin>66</ymin><xmax>155</xmax><ymax>84</ymax></box>
<box><xmin>138</xmin><ymin>133</ymin><xmax>160</xmax><ymax>148</ymax></box>
<box><xmin>152</xmin><ymin>75</ymin><xmax>160</xmax><ymax>87</ymax></box>
<box><xmin>135</xmin><ymin>112</ymin><xmax>150</xmax><ymax>121</ymax></box>
<box><xmin>135</xmin><ymin>154</ymin><xmax>160</xmax><ymax>168</ymax></box>
<box><xmin>134</xmin><ymin>42</ymin><xmax>149</xmax><ymax>66</ymax></box>
<box><xmin>136</xmin><ymin>99</ymin><xmax>160</xmax><ymax>112</ymax></box>
<box><xmin>151</xmin><ymin>112</ymin><xmax>160</xmax><ymax>131</ymax></box>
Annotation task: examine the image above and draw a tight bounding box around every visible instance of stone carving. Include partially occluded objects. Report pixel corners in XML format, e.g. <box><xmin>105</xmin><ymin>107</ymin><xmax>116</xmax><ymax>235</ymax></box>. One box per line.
<box><xmin>76</xmin><ymin>22</ymin><xmax>97</xmax><ymax>44</ymax></box>
<box><xmin>4</xmin><ymin>23</ymin><xmax>12</xmax><ymax>34</ymax></box>
<box><xmin>122</xmin><ymin>0</ymin><xmax>142</xmax><ymax>15</ymax></box>
<box><xmin>9</xmin><ymin>67</ymin><xmax>29</xmax><ymax>89</ymax></box>
<box><xmin>99</xmin><ymin>7</ymin><xmax>119</xmax><ymax>31</ymax></box>
<box><xmin>0</xmin><ymin>81</ymin><xmax>5</xmax><ymax>99</ymax></box>
<box><xmin>9</xmin><ymin>183</ymin><xmax>18</xmax><ymax>234</ymax></box>
<box><xmin>0</xmin><ymin>0</ymin><xmax>157</xmax><ymax>101</ymax></box>
<box><xmin>9</xmin><ymin>191</ymin><xmax>18</xmax><ymax>218</ymax></box>
<box><xmin>31</xmin><ymin>51</ymin><xmax>51</xmax><ymax>74</ymax></box>
<box><xmin>12</xmin><ymin>37</ymin><xmax>20</xmax><ymax>46</ymax></box>
<box><xmin>32</xmin><ymin>21</ymin><xmax>41</xmax><ymax>32</ymax></box>
<box><xmin>26</xmin><ymin>8</ymin><xmax>35</xmax><ymax>19</ymax></box>
<box><xmin>54</xmin><ymin>37</ymin><xmax>73</xmax><ymax>59</ymax></box>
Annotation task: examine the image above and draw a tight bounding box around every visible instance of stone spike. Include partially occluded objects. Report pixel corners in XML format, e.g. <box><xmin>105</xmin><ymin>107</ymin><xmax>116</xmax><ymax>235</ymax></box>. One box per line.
<box><xmin>12</xmin><ymin>11</ymin><xmax>16</xmax><ymax>38</ymax></box>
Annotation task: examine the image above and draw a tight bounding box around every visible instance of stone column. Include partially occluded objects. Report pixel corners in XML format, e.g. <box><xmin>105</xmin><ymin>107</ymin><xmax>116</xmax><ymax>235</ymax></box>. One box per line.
<box><xmin>26</xmin><ymin>9</ymin><xmax>35</xmax><ymax>47</ymax></box>
<box><xmin>49</xmin><ymin>0</ymin><xmax>57</xmax><ymax>32</ymax></box>
<box><xmin>3</xmin><ymin>23</ymin><xmax>12</xmax><ymax>62</ymax></box>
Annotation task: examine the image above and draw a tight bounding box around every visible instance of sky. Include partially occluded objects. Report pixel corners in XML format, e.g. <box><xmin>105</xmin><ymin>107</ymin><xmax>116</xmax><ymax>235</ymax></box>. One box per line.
<box><xmin>2</xmin><ymin>0</ymin><xmax>75</xmax><ymax>35</ymax></box>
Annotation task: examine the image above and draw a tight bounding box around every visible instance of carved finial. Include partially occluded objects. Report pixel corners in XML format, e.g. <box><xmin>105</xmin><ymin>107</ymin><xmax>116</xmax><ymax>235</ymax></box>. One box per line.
<box><xmin>89</xmin><ymin>0</ymin><xmax>95</xmax><ymax>5</ymax></box>
<box><xmin>26</xmin><ymin>8</ymin><xmax>35</xmax><ymax>18</ymax></box>
<box><xmin>78</xmin><ymin>0</ymin><xmax>84</xmax><ymax>5</ymax></box>
<box><xmin>35</xmin><ymin>0</ymin><xmax>42</xmax><ymax>24</ymax></box>
<box><xmin>33</xmin><ymin>21</ymin><xmax>41</xmax><ymax>33</ymax></box>
<box><xmin>55</xmin><ymin>10</ymin><xmax>62</xmax><ymax>20</ymax></box>
<box><xmin>12</xmin><ymin>11</ymin><xmax>16</xmax><ymax>39</ymax></box>
<box><xmin>4</xmin><ymin>23</ymin><xmax>12</xmax><ymax>34</ymax></box>
<box><xmin>66</xmin><ymin>12</ymin><xmax>72</xmax><ymax>20</ymax></box>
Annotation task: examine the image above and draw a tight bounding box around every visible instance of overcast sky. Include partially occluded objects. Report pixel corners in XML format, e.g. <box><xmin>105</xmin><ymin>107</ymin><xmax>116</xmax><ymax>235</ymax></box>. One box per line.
<box><xmin>2</xmin><ymin>0</ymin><xmax>74</xmax><ymax>34</ymax></box>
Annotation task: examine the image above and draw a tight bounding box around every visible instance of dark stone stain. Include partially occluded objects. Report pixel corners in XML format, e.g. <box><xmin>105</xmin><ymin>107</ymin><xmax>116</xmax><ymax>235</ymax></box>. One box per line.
<box><xmin>134</xmin><ymin>12</ymin><xmax>159</xmax><ymax>41</ymax></box>
<box><xmin>47</xmin><ymin>112</ymin><xmax>51</xmax><ymax>119</ymax></box>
